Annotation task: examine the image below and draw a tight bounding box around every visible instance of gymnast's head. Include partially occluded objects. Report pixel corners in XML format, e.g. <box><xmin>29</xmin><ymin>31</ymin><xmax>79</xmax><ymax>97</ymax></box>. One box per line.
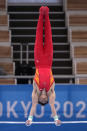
<box><xmin>38</xmin><ymin>88</ymin><xmax>48</xmax><ymax>106</ymax></box>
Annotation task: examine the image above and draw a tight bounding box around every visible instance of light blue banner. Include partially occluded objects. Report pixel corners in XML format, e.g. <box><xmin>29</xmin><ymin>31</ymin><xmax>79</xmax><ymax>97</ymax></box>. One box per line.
<box><xmin>0</xmin><ymin>84</ymin><xmax>87</xmax><ymax>131</ymax></box>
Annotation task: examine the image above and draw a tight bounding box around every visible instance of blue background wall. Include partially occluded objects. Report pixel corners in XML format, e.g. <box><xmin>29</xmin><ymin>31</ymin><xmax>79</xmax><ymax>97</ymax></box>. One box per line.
<box><xmin>0</xmin><ymin>84</ymin><xmax>87</xmax><ymax>131</ymax></box>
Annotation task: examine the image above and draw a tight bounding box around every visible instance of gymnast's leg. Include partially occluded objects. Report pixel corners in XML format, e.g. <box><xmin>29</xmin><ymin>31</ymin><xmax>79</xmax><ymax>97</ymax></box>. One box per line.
<box><xmin>44</xmin><ymin>7</ymin><xmax>53</xmax><ymax>67</ymax></box>
<box><xmin>34</xmin><ymin>6</ymin><xmax>44</xmax><ymax>68</ymax></box>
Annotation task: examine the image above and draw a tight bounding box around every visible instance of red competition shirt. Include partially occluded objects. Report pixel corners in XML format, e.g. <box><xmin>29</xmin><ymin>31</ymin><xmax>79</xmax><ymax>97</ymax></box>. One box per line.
<box><xmin>34</xmin><ymin>67</ymin><xmax>54</xmax><ymax>92</ymax></box>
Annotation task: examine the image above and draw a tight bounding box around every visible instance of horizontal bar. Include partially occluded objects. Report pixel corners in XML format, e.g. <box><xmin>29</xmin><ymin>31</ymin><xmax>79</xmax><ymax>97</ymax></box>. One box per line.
<box><xmin>63</xmin><ymin>121</ymin><xmax>87</xmax><ymax>124</ymax></box>
<box><xmin>0</xmin><ymin>121</ymin><xmax>87</xmax><ymax>124</ymax></box>
<box><xmin>0</xmin><ymin>121</ymin><xmax>25</xmax><ymax>124</ymax></box>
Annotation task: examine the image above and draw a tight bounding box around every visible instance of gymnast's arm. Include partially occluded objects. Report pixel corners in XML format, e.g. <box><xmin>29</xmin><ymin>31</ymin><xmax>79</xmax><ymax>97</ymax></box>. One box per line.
<box><xmin>49</xmin><ymin>83</ymin><xmax>57</xmax><ymax>116</ymax></box>
<box><xmin>49</xmin><ymin>83</ymin><xmax>61</xmax><ymax>125</ymax></box>
<box><xmin>29</xmin><ymin>82</ymin><xmax>38</xmax><ymax>117</ymax></box>
<box><xmin>26</xmin><ymin>82</ymin><xmax>38</xmax><ymax>125</ymax></box>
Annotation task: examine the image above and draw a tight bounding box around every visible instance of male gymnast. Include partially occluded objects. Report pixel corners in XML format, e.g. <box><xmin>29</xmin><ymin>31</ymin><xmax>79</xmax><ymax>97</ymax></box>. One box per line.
<box><xmin>26</xmin><ymin>6</ymin><xmax>61</xmax><ymax>126</ymax></box>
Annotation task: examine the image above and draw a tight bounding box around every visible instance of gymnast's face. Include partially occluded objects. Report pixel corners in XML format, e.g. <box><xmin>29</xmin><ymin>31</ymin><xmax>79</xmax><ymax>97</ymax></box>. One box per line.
<box><xmin>38</xmin><ymin>90</ymin><xmax>48</xmax><ymax>105</ymax></box>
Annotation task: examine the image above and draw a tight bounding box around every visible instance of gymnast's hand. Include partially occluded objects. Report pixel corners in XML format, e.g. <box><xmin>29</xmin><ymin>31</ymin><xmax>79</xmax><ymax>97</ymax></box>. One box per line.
<box><xmin>25</xmin><ymin>120</ymin><xmax>32</xmax><ymax>126</ymax></box>
<box><xmin>55</xmin><ymin>120</ymin><xmax>61</xmax><ymax>126</ymax></box>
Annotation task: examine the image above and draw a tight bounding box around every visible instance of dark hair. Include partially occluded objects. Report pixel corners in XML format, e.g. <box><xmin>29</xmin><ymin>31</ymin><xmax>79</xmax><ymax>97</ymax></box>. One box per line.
<box><xmin>38</xmin><ymin>100</ymin><xmax>48</xmax><ymax>106</ymax></box>
<box><xmin>38</xmin><ymin>89</ymin><xmax>48</xmax><ymax>106</ymax></box>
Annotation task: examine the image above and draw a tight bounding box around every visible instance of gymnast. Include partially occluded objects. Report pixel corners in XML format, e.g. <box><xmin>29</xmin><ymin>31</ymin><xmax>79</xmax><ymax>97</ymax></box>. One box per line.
<box><xmin>26</xmin><ymin>6</ymin><xmax>61</xmax><ymax>126</ymax></box>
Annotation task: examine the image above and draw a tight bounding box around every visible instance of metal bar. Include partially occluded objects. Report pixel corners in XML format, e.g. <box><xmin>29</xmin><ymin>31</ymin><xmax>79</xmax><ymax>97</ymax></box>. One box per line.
<box><xmin>0</xmin><ymin>121</ymin><xmax>87</xmax><ymax>124</ymax></box>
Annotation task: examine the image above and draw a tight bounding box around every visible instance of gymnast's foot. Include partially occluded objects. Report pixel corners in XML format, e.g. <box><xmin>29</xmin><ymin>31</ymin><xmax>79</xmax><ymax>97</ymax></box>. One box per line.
<box><xmin>39</xmin><ymin>6</ymin><xmax>45</xmax><ymax>16</ymax></box>
<box><xmin>44</xmin><ymin>6</ymin><xmax>49</xmax><ymax>16</ymax></box>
